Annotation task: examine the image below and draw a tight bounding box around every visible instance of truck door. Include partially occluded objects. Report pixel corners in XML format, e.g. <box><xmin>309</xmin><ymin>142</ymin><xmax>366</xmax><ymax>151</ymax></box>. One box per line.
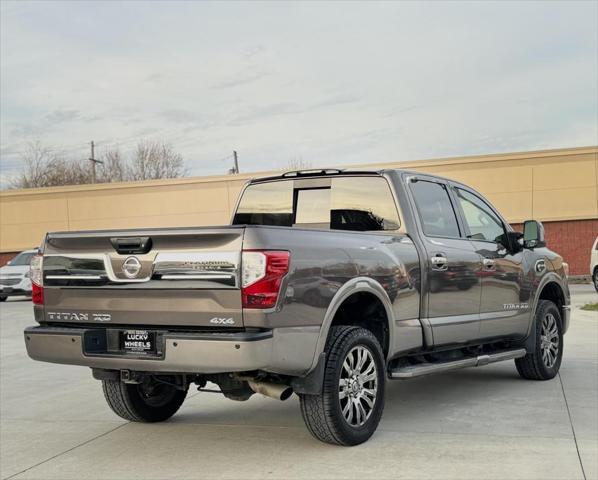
<box><xmin>451</xmin><ymin>185</ymin><xmax>529</xmax><ymax>340</ymax></box>
<box><xmin>409</xmin><ymin>178</ymin><xmax>483</xmax><ymax>346</ymax></box>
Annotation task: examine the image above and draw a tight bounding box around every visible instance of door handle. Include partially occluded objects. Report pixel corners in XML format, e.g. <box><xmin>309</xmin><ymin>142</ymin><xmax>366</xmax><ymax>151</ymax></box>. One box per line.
<box><xmin>483</xmin><ymin>258</ymin><xmax>496</xmax><ymax>269</ymax></box>
<box><xmin>431</xmin><ymin>255</ymin><xmax>448</xmax><ymax>271</ymax></box>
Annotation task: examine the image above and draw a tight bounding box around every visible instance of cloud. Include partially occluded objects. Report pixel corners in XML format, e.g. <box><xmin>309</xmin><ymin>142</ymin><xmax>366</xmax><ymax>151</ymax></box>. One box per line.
<box><xmin>159</xmin><ymin>109</ymin><xmax>201</xmax><ymax>124</ymax></box>
<box><xmin>45</xmin><ymin>109</ymin><xmax>80</xmax><ymax>124</ymax></box>
<box><xmin>211</xmin><ymin>69</ymin><xmax>270</xmax><ymax>90</ymax></box>
<box><xmin>0</xmin><ymin>1</ymin><xmax>596</xmax><ymax>182</ymax></box>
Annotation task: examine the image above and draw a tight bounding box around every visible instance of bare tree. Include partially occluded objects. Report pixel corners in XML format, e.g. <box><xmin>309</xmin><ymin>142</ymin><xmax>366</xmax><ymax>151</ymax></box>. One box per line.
<box><xmin>128</xmin><ymin>141</ymin><xmax>186</xmax><ymax>181</ymax></box>
<box><xmin>42</xmin><ymin>156</ymin><xmax>92</xmax><ymax>186</ymax></box>
<box><xmin>9</xmin><ymin>140</ymin><xmax>187</xmax><ymax>189</ymax></box>
<box><xmin>98</xmin><ymin>148</ymin><xmax>126</xmax><ymax>183</ymax></box>
<box><xmin>10</xmin><ymin>141</ymin><xmax>54</xmax><ymax>188</ymax></box>
<box><xmin>286</xmin><ymin>156</ymin><xmax>312</xmax><ymax>171</ymax></box>
<box><xmin>10</xmin><ymin>142</ymin><xmax>92</xmax><ymax>188</ymax></box>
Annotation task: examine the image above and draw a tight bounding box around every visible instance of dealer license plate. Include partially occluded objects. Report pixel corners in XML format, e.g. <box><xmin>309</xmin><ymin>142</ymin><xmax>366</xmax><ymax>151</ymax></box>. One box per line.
<box><xmin>120</xmin><ymin>330</ymin><xmax>156</xmax><ymax>355</ymax></box>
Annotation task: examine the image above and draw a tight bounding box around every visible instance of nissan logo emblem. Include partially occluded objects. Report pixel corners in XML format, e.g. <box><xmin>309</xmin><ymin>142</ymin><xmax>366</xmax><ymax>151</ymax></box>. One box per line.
<box><xmin>122</xmin><ymin>256</ymin><xmax>142</xmax><ymax>278</ymax></box>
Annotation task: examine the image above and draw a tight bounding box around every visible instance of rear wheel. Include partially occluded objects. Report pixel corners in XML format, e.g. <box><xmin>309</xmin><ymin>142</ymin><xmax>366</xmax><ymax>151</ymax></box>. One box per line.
<box><xmin>102</xmin><ymin>377</ymin><xmax>188</xmax><ymax>422</ymax></box>
<box><xmin>515</xmin><ymin>300</ymin><xmax>563</xmax><ymax>380</ymax></box>
<box><xmin>0</xmin><ymin>296</ymin><xmax>6</xmax><ymax>302</ymax></box>
<box><xmin>593</xmin><ymin>268</ymin><xmax>598</xmax><ymax>292</ymax></box>
<box><xmin>299</xmin><ymin>326</ymin><xmax>385</xmax><ymax>446</ymax></box>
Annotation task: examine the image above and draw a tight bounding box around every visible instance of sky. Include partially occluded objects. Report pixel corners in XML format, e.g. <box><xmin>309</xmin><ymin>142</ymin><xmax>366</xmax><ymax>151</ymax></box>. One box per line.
<box><xmin>1</xmin><ymin>1</ymin><xmax>597</xmax><ymax>187</ymax></box>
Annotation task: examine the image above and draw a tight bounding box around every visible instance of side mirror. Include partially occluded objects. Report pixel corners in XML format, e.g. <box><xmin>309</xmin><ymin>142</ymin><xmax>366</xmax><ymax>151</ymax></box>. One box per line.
<box><xmin>523</xmin><ymin>220</ymin><xmax>546</xmax><ymax>249</ymax></box>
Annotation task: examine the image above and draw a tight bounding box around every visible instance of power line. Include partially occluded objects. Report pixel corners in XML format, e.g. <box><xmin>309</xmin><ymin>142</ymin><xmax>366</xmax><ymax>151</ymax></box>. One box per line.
<box><xmin>214</xmin><ymin>153</ymin><xmax>233</xmax><ymax>163</ymax></box>
<box><xmin>0</xmin><ymin>126</ymin><xmax>187</xmax><ymax>156</ymax></box>
<box><xmin>0</xmin><ymin>133</ymin><xmax>243</xmax><ymax>177</ymax></box>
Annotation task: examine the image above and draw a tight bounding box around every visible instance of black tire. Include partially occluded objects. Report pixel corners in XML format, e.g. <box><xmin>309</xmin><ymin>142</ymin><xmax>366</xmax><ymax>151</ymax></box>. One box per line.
<box><xmin>593</xmin><ymin>268</ymin><xmax>598</xmax><ymax>293</ymax></box>
<box><xmin>0</xmin><ymin>296</ymin><xmax>6</xmax><ymax>302</ymax></box>
<box><xmin>102</xmin><ymin>378</ymin><xmax>188</xmax><ymax>422</ymax></box>
<box><xmin>299</xmin><ymin>326</ymin><xmax>386</xmax><ymax>446</ymax></box>
<box><xmin>515</xmin><ymin>300</ymin><xmax>563</xmax><ymax>380</ymax></box>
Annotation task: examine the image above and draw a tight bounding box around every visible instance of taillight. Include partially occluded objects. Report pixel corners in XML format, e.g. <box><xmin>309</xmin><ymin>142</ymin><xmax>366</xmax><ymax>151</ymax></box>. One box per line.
<box><xmin>30</xmin><ymin>254</ymin><xmax>44</xmax><ymax>305</ymax></box>
<box><xmin>241</xmin><ymin>250</ymin><xmax>290</xmax><ymax>309</ymax></box>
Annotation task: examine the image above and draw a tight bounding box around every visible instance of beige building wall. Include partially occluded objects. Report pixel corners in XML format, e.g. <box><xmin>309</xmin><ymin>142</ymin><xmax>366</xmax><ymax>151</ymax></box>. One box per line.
<box><xmin>1</xmin><ymin>146</ymin><xmax>596</xmax><ymax>253</ymax></box>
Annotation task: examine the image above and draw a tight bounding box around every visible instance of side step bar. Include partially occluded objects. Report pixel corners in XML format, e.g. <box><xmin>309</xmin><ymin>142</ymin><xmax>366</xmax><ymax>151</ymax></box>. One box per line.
<box><xmin>389</xmin><ymin>348</ymin><xmax>527</xmax><ymax>379</ymax></box>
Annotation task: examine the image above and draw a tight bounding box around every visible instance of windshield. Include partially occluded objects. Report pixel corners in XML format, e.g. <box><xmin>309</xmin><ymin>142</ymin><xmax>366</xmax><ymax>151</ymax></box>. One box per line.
<box><xmin>10</xmin><ymin>252</ymin><xmax>35</xmax><ymax>266</ymax></box>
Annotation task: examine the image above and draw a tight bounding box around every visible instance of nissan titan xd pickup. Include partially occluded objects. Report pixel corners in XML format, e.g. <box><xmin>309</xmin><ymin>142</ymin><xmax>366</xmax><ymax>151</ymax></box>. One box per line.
<box><xmin>25</xmin><ymin>169</ymin><xmax>570</xmax><ymax>445</ymax></box>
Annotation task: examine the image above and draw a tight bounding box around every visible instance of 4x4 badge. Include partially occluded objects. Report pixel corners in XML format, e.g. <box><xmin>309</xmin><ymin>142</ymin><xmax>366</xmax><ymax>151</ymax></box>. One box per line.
<box><xmin>210</xmin><ymin>317</ymin><xmax>235</xmax><ymax>325</ymax></box>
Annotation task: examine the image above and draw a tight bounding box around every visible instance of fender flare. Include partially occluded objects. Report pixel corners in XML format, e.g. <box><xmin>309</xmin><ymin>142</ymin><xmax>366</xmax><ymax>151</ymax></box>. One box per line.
<box><xmin>525</xmin><ymin>272</ymin><xmax>568</xmax><ymax>352</ymax></box>
<box><xmin>307</xmin><ymin>276</ymin><xmax>395</xmax><ymax>372</ymax></box>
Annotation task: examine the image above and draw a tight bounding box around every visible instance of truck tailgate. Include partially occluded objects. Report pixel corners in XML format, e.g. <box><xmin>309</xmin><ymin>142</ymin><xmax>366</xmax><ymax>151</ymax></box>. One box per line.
<box><xmin>41</xmin><ymin>227</ymin><xmax>244</xmax><ymax>328</ymax></box>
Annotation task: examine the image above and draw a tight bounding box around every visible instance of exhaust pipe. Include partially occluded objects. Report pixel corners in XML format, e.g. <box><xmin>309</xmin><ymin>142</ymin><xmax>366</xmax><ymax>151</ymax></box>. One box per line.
<box><xmin>248</xmin><ymin>380</ymin><xmax>293</xmax><ymax>401</ymax></box>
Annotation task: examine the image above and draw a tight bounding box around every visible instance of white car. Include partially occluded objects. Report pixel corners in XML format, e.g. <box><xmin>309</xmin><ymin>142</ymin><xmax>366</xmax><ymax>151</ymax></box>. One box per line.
<box><xmin>592</xmin><ymin>236</ymin><xmax>598</xmax><ymax>292</ymax></box>
<box><xmin>0</xmin><ymin>249</ymin><xmax>37</xmax><ymax>301</ymax></box>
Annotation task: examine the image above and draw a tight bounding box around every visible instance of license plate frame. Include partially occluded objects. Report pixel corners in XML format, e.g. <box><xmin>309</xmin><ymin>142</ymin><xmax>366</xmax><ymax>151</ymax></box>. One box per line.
<box><xmin>120</xmin><ymin>330</ymin><xmax>157</xmax><ymax>355</ymax></box>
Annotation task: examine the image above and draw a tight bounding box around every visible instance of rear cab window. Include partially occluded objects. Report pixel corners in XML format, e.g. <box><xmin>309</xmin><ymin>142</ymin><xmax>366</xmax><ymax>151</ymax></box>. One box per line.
<box><xmin>233</xmin><ymin>176</ymin><xmax>400</xmax><ymax>232</ymax></box>
<box><xmin>232</xmin><ymin>181</ymin><xmax>293</xmax><ymax>227</ymax></box>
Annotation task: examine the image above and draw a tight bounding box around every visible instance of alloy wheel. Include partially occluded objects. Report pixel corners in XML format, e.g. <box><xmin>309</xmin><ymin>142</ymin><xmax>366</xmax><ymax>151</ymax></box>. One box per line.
<box><xmin>540</xmin><ymin>313</ymin><xmax>559</xmax><ymax>368</ymax></box>
<box><xmin>338</xmin><ymin>345</ymin><xmax>378</xmax><ymax>427</ymax></box>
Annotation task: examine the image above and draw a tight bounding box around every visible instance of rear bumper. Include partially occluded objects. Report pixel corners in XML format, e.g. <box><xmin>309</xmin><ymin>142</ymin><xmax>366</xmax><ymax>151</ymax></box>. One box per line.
<box><xmin>24</xmin><ymin>325</ymin><xmax>319</xmax><ymax>376</ymax></box>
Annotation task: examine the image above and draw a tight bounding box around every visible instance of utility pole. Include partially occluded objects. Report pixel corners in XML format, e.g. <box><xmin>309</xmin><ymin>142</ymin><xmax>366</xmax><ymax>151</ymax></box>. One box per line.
<box><xmin>89</xmin><ymin>140</ymin><xmax>103</xmax><ymax>183</ymax></box>
<box><xmin>232</xmin><ymin>150</ymin><xmax>239</xmax><ymax>174</ymax></box>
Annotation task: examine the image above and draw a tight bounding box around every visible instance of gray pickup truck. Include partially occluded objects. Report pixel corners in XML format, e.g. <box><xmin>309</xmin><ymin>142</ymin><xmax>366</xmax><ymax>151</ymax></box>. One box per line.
<box><xmin>25</xmin><ymin>168</ymin><xmax>571</xmax><ymax>445</ymax></box>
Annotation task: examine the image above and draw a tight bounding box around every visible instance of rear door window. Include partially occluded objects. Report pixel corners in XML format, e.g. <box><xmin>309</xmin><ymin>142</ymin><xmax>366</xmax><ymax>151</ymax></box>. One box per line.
<box><xmin>410</xmin><ymin>180</ymin><xmax>461</xmax><ymax>238</ymax></box>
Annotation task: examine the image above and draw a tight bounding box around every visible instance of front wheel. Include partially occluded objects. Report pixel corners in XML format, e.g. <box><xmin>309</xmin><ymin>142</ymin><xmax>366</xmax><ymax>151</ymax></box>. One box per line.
<box><xmin>102</xmin><ymin>377</ymin><xmax>188</xmax><ymax>422</ymax></box>
<box><xmin>299</xmin><ymin>326</ymin><xmax>386</xmax><ymax>446</ymax></box>
<box><xmin>593</xmin><ymin>268</ymin><xmax>598</xmax><ymax>292</ymax></box>
<box><xmin>515</xmin><ymin>300</ymin><xmax>563</xmax><ymax>380</ymax></box>
<box><xmin>0</xmin><ymin>296</ymin><xmax>6</xmax><ymax>302</ymax></box>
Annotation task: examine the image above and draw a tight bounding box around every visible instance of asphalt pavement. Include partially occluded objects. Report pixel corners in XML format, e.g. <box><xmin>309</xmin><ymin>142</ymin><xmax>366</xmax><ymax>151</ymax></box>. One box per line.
<box><xmin>1</xmin><ymin>285</ymin><xmax>596</xmax><ymax>480</ymax></box>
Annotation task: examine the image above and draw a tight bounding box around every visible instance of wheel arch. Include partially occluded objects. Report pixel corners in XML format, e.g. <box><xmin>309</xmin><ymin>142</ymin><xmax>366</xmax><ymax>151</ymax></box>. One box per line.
<box><xmin>526</xmin><ymin>273</ymin><xmax>569</xmax><ymax>351</ymax></box>
<box><xmin>309</xmin><ymin>277</ymin><xmax>395</xmax><ymax>372</ymax></box>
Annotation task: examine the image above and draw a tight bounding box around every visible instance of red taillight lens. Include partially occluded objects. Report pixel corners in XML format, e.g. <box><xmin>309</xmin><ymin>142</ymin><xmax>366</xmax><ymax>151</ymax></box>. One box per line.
<box><xmin>241</xmin><ymin>250</ymin><xmax>290</xmax><ymax>309</ymax></box>
<box><xmin>32</xmin><ymin>283</ymin><xmax>44</xmax><ymax>305</ymax></box>
<box><xmin>30</xmin><ymin>254</ymin><xmax>44</xmax><ymax>305</ymax></box>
